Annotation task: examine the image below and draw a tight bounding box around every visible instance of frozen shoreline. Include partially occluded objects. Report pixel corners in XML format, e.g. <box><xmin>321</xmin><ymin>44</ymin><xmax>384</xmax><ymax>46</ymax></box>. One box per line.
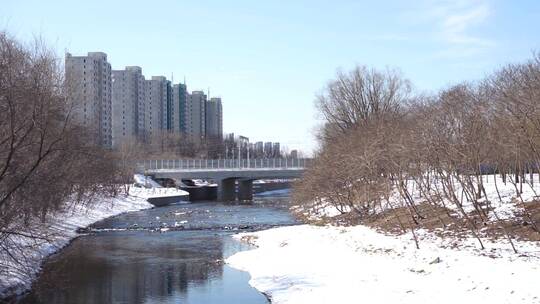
<box><xmin>226</xmin><ymin>224</ymin><xmax>540</xmax><ymax>304</ymax></box>
<box><xmin>0</xmin><ymin>194</ymin><xmax>154</xmax><ymax>299</ymax></box>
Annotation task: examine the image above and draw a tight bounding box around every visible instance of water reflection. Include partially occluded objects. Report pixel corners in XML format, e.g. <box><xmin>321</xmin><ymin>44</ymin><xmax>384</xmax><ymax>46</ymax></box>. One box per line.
<box><xmin>20</xmin><ymin>198</ymin><xmax>293</xmax><ymax>304</ymax></box>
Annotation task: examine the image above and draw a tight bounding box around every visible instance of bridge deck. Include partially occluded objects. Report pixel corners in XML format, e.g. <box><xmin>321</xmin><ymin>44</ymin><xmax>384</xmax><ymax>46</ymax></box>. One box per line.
<box><xmin>147</xmin><ymin>167</ymin><xmax>305</xmax><ymax>173</ymax></box>
<box><xmin>138</xmin><ymin>158</ymin><xmax>312</xmax><ymax>172</ymax></box>
<box><xmin>138</xmin><ymin>159</ymin><xmax>311</xmax><ymax>201</ymax></box>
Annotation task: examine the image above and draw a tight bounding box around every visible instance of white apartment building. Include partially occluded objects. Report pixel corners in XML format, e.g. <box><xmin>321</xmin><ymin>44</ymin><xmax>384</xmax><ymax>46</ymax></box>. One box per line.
<box><xmin>66</xmin><ymin>51</ymin><xmax>224</xmax><ymax>147</ymax></box>
<box><xmin>205</xmin><ymin>97</ymin><xmax>223</xmax><ymax>139</ymax></box>
<box><xmin>143</xmin><ymin>76</ymin><xmax>169</xmax><ymax>139</ymax></box>
<box><xmin>65</xmin><ymin>52</ymin><xmax>112</xmax><ymax>147</ymax></box>
<box><xmin>186</xmin><ymin>91</ymin><xmax>207</xmax><ymax>138</ymax></box>
<box><xmin>111</xmin><ymin>66</ymin><xmax>145</xmax><ymax>147</ymax></box>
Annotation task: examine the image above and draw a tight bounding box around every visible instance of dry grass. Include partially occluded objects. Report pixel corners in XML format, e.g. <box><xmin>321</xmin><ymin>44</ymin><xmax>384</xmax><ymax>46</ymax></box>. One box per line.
<box><xmin>296</xmin><ymin>201</ymin><xmax>540</xmax><ymax>242</ymax></box>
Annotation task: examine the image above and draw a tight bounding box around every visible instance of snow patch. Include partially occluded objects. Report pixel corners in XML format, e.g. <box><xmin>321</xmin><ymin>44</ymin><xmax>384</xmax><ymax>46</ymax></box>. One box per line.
<box><xmin>227</xmin><ymin>225</ymin><xmax>540</xmax><ymax>304</ymax></box>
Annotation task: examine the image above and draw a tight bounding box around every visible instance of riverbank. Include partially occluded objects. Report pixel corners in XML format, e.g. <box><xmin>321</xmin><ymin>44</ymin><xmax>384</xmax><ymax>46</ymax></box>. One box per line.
<box><xmin>16</xmin><ymin>197</ymin><xmax>294</xmax><ymax>303</ymax></box>
<box><xmin>0</xmin><ymin>194</ymin><xmax>153</xmax><ymax>300</ymax></box>
<box><xmin>227</xmin><ymin>224</ymin><xmax>540</xmax><ymax>304</ymax></box>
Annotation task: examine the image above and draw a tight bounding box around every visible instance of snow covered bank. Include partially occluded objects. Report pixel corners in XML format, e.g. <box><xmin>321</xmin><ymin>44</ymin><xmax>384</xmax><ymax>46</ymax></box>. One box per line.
<box><xmin>0</xmin><ymin>195</ymin><xmax>153</xmax><ymax>299</ymax></box>
<box><xmin>129</xmin><ymin>185</ymin><xmax>189</xmax><ymax>199</ymax></box>
<box><xmin>294</xmin><ymin>174</ymin><xmax>540</xmax><ymax>223</ymax></box>
<box><xmin>227</xmin><ymin>225</ymin><xmax>540</xmax><ymax>304</ymax></box>
<box><xmin>133</xmin><ymin>173</ymin><xmax>163</xmax><ymax>188</ymax></box>
<box><xmin>131</xmin><ymin>174</ymin><xmax>189</xmax><ymax>199</ymax></box>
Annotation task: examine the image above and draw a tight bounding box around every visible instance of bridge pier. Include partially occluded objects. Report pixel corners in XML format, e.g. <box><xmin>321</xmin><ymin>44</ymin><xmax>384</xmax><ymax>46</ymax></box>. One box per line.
<box><xmin>217</xmin><ymin>178</ymin><xmax>236</xmax><ymax>201</ymax></box>
<box><xmin>237</xmin><ymin>179</ymin><xmax>253</xmax><ymax>201</ymax></box>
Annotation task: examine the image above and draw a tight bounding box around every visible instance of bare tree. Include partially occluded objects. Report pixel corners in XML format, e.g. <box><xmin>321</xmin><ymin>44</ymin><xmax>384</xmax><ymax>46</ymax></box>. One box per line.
<box><xmin>296</xmin><ymin>58</ymin><xmax>540</xmax><ymax>252</ymax></box>
<box><xmin>0</xmin><ymin>32</ymin><xmax>119</xmax><ymax>280</ymax></box>
<box><xmin>315</xmin><ymin>66</ymin><xmax>411</xmax><ymax>143</ymax></box>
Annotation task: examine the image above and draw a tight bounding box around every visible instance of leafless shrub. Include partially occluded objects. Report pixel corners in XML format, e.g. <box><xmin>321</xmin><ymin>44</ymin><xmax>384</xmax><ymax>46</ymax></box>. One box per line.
<box><xmin>0</xmin><ymin>32</ymin><xmax>119</xmax><ymax>281</ymax></box>
<box><xmin>296</xmin><ymin>58</ymin><xmax>540</xmax><ymax>251</ymax></box>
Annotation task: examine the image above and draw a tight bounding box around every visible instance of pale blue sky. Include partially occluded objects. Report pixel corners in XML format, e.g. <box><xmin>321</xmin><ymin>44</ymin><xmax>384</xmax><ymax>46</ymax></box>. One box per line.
<box><xmin>2</xmin><ymin>0</ymin><xmax>540</xmax><ymax>154</ymax></box>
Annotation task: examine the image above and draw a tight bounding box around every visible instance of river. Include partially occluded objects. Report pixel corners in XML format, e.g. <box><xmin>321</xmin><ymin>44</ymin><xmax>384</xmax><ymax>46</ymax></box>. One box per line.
<box><xmin>18</xmin><ymin>194</ymin><xmax>295</xmax><ymax>304</ymax></box>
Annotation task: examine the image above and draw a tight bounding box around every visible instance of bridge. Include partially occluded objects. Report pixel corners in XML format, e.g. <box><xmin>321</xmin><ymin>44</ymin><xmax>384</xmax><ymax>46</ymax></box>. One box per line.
<box><xmin>138</xmin><ymin>158</ymin><xmax>311</xmax><ymax>201</ymax></box>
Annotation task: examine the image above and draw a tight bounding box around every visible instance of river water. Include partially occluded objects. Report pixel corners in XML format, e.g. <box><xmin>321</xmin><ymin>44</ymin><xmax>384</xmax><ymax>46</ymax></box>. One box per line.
<box><xmin>19</xmin><ymin>194</ymin><xmax>295</xmax><ymax>304</ymax></box>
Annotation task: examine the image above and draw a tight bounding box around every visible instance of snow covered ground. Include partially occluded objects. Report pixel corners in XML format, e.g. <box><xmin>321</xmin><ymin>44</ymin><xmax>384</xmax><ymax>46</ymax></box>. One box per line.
<box><xmin>131</xmin><ymin>174</ymin><xmax>189</xmax><ymax>199</ymax></box>
<box><xmin>0</xmin><ymin>194</ymin><xmax>153</xmax><ymax>299</ymax></box>
<box><xmin>227</xmin><ymin>224</ymin><xmax>540</xmax><ymax>304</ymax></box>
<box><xmin>296</xmin><ymin>174</ymin><xmax>540</xmax><ymax>222</ymax></box>
<box><xmin>133</xmin><ymin>173</ymin><xmax>163</xmax><ymax>188</ymax></box>
<box><xmin>129</xmin><ymin>185</ymin><xmax>189</xmax><ymax>199</ymax></box>
<box><xmin>228</xmin><ymin>174</ymin><xmax>540</xmax><ymax>303</ymax></box>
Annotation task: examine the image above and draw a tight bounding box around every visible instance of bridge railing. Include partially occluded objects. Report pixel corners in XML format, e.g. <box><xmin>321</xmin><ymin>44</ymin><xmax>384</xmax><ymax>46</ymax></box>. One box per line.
<box><xmin>138</xmin><ymin>158</ymin><xmax>312</xmax><ymax>171</ymax></box>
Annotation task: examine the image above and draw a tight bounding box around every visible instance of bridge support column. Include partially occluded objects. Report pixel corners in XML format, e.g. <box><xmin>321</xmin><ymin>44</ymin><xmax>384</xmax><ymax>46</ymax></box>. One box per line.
<box><xmin>217</xmin><ymin>178</ymin><xmax>236</xmax><ymax>201</ymax></box>
<box><xmin>238</xmin><ymin>179</ymin><xmax>253</xmax><ymax>201</ymax></box>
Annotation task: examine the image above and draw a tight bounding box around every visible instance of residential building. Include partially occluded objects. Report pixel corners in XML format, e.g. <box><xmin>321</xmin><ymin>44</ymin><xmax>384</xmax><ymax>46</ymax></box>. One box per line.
<box><xmin>111</xmin><ymin>66</ymin><xmax>145</xmax><ymax>147</ymax></box>
<box><xmin>264</xmin><ymin>142</ymin><xmax>273</xmax><ymax>158</ymax></box>
<box><xmin>166</xmin><ymin>81</ymin><xmax>173</xmax><ymax>131</ymax></box>
<box><xmin>205</xmin><ymin>97</ymin><xmax>223</xmax><ymax>139</ymax></box>
<box><xmin>172</xmin><ymin>83</ymin><xmax>188</xmax><ymax>133</ymax></box>
<box><xmin>248</xmin><ymin>142</ymin><xmax>254</xmax><ymax>157</ymax></box>
<box><xmin>254</xmin><ymin>141</ymin><xmax>264</xmax><ymax>158</ymax></box>
<box><xmin>65</xmin><ymin>52</ymin><xmax>112</xmax><ymax>147</ymax></box>
<box><xmin>143</xmin><ymin>76</ymin><xmax>169</xmax><ymax>139</ymax></box>
<box><xmin>238</xmin><ymin>135</ymin><xmax>249</xmax><ymax>158</ymax></box>
<box><xmin>66</xmin><ymin>51</ymin><xmax>226</xmax><ymax>148</ymax></box>
<box><xmin>186</xmin><ymin>90</ymin><xmax>207</xmax><ymax>138</ymax></box>
<box><xmin>272</xmin><ymin>142</ymin><xmax>281</xmax><ymax>158</ymax></box>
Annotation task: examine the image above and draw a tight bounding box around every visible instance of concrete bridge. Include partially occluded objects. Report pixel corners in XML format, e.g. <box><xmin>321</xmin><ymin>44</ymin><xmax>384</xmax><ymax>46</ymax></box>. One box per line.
<box><xmin>138</xmin><ymin>158</ymin><xmax>311</xmax><ymax>201</ymax></box>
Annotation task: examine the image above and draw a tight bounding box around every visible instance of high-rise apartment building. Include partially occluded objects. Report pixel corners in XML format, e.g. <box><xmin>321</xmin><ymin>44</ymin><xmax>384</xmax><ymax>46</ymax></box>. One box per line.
<box><xmin>142</xmin><ymin>76</ymin><xmax>170</xmax><ymax>139</ymax></box>
<box><xmin>205</xmin><ymin>97</ymin><xmax>223</xmax><ymax>139</ymax></box>
<box><xmin>264</xmin><ymin>142</ymin><xmax>273</xmax><ymax>158</ymax></box>
<box><xmin>272</xmin><ymin>142</ymin><xmax>281</xmax><ymax>158</ymax></box>
<box><xmin>66</xmin><ymin>51</ymin><xmax>225</xmax><ymax>148</ymax></box>
<box><xmin>172</xmin><ymin>83</ymin><xmax>188</xmax><ymax>133</ymax></box>
<box><xmin>165</xmin><ymin>81</ymin><xmax>173</xmax><ymax>131</ymax></box>
<box><xmin>65</xmin><ymin>52</ymin><xmax>112</xmax><ymax>147</ymax></box>
<box><xmin>254</xmin><ymin>141</ymin><xmax>264</xmax><ymax>158</ymax></box>
<box><xmin>111</xmin><ymin>66</ymin><xmax>145</xmax><ymax>147</ymax></box>
<box><xmin>186</xmin><ymin>91</ymin><xmax>207</xmax><ymax>138</ymax></box>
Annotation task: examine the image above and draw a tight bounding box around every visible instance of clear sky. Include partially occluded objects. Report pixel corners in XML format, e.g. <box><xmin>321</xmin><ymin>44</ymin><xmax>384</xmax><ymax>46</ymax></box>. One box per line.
<box><xmin>2</xmin><ymin>0</ymin><xmax>540</xmax><ymax>154</ymax></box>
